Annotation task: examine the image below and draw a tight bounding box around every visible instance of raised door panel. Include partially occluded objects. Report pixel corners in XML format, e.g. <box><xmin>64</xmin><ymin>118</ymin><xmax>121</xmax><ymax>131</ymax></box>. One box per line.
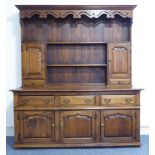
<box><xmin>107</xmin><ymin>42</ymin><xmax>131</xmax><ymax>86</ymax></box>
<box><xmin>18</xmin><ymin>111</ymin><xmax>55</xmax><ymax>143</ymax></box>
<box><xmin>22</xmin><ymin>43</ymin><xmax>45</xmax><ymax>79</ymax></box>
<box><xmin>60</xmin><ymin>110</ymin><xmax>98</xmax><ymax>143</ymax></box>
<box><xmin>101</xmin><ymin>110</ymin><xmax>136</xmax><ymax>142</ymax></box>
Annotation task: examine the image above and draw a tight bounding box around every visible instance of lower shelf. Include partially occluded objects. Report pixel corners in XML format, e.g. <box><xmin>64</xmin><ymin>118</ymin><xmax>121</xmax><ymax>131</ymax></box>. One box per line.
<box><xmin>14</xmin><ymin>142</ymin><xmax>140</xmax><ymax>148</ymax></box>
<box><xmin>47</xmin><ymin>66</ymin><xmax>106</xmax><ymax>83</ymax></box>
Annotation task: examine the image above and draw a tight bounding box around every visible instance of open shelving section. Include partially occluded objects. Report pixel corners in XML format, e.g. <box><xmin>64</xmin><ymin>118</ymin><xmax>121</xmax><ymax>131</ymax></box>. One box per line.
<box><xmin>46</xmin><ymin>42</ymin><xmax>107</xmax><ymax>84</ymax></box>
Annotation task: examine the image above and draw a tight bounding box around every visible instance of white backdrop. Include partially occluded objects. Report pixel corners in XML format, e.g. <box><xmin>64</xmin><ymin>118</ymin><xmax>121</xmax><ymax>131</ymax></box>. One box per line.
<box><xmin>5</xmin><ymin>0</ymin><xmax>154</xmax><ymax>135</ymax></box>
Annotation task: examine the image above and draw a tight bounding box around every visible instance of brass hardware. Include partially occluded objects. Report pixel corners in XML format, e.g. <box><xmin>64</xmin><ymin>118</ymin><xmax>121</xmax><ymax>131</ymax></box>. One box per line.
<box><xmin>76</xmin><ymin>114</ymin><xmax>80</xmax><ymax>118</ymax></box>
<box><xmin>85</xmin><ymin>99</ymin><xmax>92</xmax><ymax>104</ymax></box>
<box><xmin>104</xmin><ymin>98</ymin><xmax>111</xmax><ymax>104</ymax></box>
<box><xmin>64</xmin><ymin>116</ymin><xmax>68</xmax><ymax>120</ymax></box>
<box><xmin>63</xmin><ymin>98</ymin><xmax>70</xmax><ymax>104</ymax></box>
<box><xmin>125</xmin><ymin>98</ymin><xmax>132</xmax><ymax>103</ymax></box>
<box><xmin>51</xmin><ymin>123</ymin><xmax>55</xmax><ymax>127</ymax></box>
<box><xmin>60</xmin><ymin>123</ymin><xmax>63</xmax><ymax>127</ymax></box>
<box><xmin>101</xmin><ymin>123</ymin><xmax>104</xmax><ymax>127</ymax></box>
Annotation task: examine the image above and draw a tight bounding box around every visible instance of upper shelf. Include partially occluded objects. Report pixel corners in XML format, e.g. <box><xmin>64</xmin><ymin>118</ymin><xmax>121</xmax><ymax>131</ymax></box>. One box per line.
<box><xmin>16</xmin><ymin>5</ymin><xmax>136</xmax><ymax>19</ymax></box>
<box><xmin>47</xmin><ymin>42</ymin><xmax>107</xmax><ymax>45</ymax></box>
<box><xmin>47</xmin><ymin>64</ymin><xmax>107</xmax><ymax>67</ymax></box>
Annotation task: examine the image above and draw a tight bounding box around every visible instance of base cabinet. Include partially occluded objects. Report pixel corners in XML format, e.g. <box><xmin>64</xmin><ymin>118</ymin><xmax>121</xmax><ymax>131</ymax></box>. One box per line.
<box><xmin>14</xmin><ymin>103</ymin><xmax>140</xmax><ymax>147</ymax></box>
<box><xmin>13</xmin><ymin>88</ymin><xmax>140</xmax><ymax>147</ymax></box>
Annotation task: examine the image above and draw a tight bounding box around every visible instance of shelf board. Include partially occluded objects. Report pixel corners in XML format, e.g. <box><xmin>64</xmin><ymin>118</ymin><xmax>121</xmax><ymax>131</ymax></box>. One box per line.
<box><xmin>47</xmin><ymin>42</ymin><xmax>107</xmax><ymax>45</ymax></box>
<box><xmin>47</xmin><ymin>64</ymin><xmax>107</xmax><ymax>67</ymax></box>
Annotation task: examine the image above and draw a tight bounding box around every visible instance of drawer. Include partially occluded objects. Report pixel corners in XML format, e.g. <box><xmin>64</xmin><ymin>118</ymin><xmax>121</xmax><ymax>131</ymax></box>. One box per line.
<box><xmin>22</xmin><ymin>80</ymin><xmax>45</xmax><ymax>87</ymax></box>
<box><xmin>59</xmin><ymin>96</ymin><xmax>95</xmax><ymax>105</ymax></box>
<box><xmin>108</xmin><ymin>79</ymin><xmax>131</xmax><ymax>85</ymax></box>
<box><xmin>101</xmin><ymin>95</ymin><xmax>137</xmax><ymax>106</ymax></box>
<box><xmin>19</xmin><ymin>96</ymin><xmax>55</xmax><ymax>107</ymax></box>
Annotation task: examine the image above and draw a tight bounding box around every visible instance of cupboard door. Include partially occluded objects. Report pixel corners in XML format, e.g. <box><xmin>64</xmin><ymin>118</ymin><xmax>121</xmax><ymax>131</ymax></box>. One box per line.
<box><xmin>60</xmin><ymin>110</ymin><xmax>98</xmax><ymax>143</ymax></box>
<box><xmin>107</xmin><ymin>42</ymin><xmax>131</xmax><ymax>87</ymax></box>
<box><xmin>22</xmin><ymin>43</ymin><xmax>45</xmax><ymax>80</ymax></box>
<box><xmin>18</xmin><ymin>111</ymin><xmax>55</xmax><ymax>143</ymax></box>
<box><xmin>101</xmin><ymin>110</ymin><xmax>136</xmax><ymax>142</ymax></box>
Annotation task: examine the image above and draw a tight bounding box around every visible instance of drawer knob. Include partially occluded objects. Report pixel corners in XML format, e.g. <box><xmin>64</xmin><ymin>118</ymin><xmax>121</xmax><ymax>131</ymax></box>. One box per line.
<box><xmin>104</xmin><ymin>98</ymin><xmax>111</xmax><ymax>104</ymax></box>
<box><xmin>51</xmin><ymin>123</ymin><xmax>55</xmax><ymax>127</ymax></box>
<box><xmin>101</xmin><ymin>123</ymin><xmax>104</xmax><ymax>127</ymax></box>
<box><xmin>60</xmin><ymin>123</ymin><xmax>63</xmax><ymax>127</ymax></box>
<box><xmin>63</xmin><ymin>98</ymin><xmax>70</xmax><ymax>104</ymax></box>
<box><xmin>125</xmin><ymin>98</ymin><xmax>132</xmax><ymax>103</ymax></box>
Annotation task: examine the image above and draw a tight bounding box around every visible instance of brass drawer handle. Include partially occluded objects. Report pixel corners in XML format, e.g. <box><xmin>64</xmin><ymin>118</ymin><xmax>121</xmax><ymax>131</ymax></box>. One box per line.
<box><xmin>125</xmin><ymin>98</ymin><xmax>132</xmax><ymax>103</ymax></box>
<box><xmin>63</xmin><ymin>98</ymin><xmax>70</xmax><ymax>104</ymax></box>
<box><xmin>85</xmin><ymin>99</ymin><xmax>92</xmax><ymax>104</ymax></box>
<box><xmin>104</xmin><ymin>98</ymin><xmax>111</xmax><ymax>104</ymax></box>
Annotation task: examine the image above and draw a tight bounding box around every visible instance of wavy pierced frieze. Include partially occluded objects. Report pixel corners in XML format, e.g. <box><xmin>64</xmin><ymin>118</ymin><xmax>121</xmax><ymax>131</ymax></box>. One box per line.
<box><xmin>20</xmin><ymin>10</ymin><xmax>132</xmax><ymax>19</ymax></box>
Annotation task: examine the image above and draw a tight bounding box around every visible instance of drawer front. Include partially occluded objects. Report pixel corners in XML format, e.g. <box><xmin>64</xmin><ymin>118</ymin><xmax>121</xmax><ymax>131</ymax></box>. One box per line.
<box><xmin>59</xmin><ymin>96</ymin><xmax>95</xmax><ymax>105</ymax></box>
<box><xmin>108</xmin><ymin>79</ymin><xmax>131</xmax><ymax>85</ymax></box>
<box><xmin>22</xmin><ymin>80</ymin><xmax>45</xmax><ymax>87</ymax></box>
<box><xmin>101</xmin><ymin>95</ymin><xmax>137</xmax><ymax>106</ymax></box>
<box><xmin>19</xmin><ymin>96</ymin><xmax>55</xmax><ymax>107</ymax></box>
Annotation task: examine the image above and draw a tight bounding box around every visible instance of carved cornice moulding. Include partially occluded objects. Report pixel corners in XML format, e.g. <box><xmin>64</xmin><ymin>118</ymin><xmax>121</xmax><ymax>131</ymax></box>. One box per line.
<box><xmin>20</xmin><ymin>10</ymin><xmax>133</xmax><ymax>19</ymax></box>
